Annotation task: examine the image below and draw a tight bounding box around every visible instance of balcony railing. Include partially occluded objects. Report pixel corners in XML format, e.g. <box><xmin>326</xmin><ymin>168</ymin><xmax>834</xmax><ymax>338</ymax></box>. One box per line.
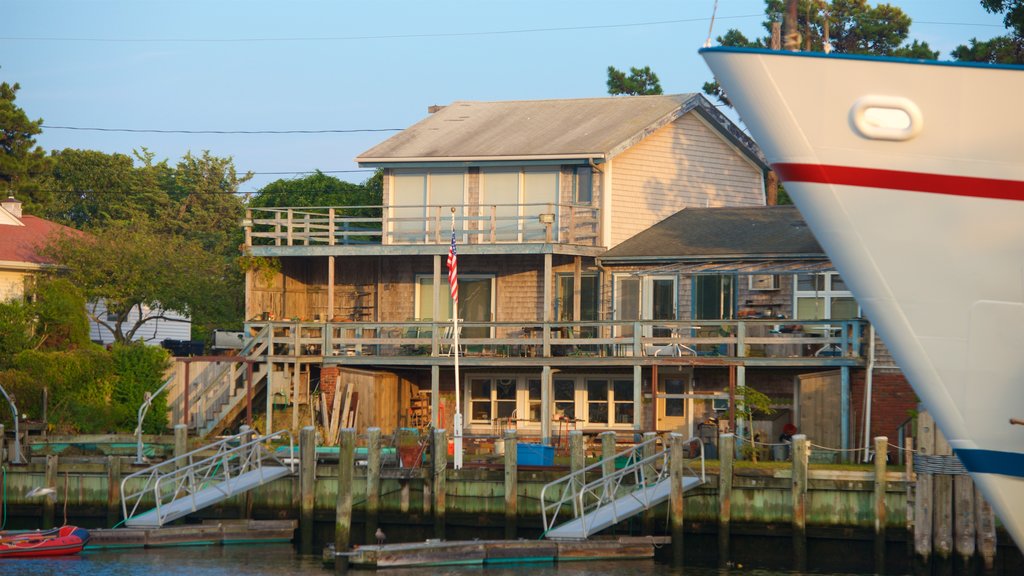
<box><xmin>242</xmin><ymin>318</ymin><xmax>868</xmax><ymax>362</ymax></box>
<box><xmin>243</xmin><ymin>203</ymin><xmax>601</xmax><ymax>247</ymax></box>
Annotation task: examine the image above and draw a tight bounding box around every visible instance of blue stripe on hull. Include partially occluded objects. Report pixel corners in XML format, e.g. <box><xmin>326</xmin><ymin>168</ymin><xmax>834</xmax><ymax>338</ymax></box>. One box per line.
<box><xmin>954</xmin><ymin>449</ymin><xmax>1024</xmax><ymax>478</ymax></box>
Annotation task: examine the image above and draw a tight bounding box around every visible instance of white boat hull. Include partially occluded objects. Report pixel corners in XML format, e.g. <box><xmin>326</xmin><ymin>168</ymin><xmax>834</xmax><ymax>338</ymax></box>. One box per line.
<box><xmin>702</xmin><ymin>48</ymin><xmax>1024</xmax><ymax>552</ymax></box>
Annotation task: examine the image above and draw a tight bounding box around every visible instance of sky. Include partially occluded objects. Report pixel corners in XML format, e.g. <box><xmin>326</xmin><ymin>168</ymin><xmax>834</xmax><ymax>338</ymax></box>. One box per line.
<box><xmin>2</xmin><ymin>0</ymin><xmax>1010</xmax><ymax>193</ymax></box>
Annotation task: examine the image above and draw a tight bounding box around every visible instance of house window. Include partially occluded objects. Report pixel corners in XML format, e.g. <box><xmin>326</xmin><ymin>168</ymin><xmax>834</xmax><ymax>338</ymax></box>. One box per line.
<box><xmin>584</xmin><ymin>378</ymin><xmax>636</xmax><ymax>426</ymax></box>
<box><xmin>613</xmin><ymin>275</ymin><xmax>677</xmax><ymax>337</ymax></box>
<box><xmin>554</xmin><ymin>378</ymin><xmax>577</xmax><ymax>421</ymax></box>
<box><xmin>481</xmin><ymin>168</ymin><xmax>558</xmax><ymax>242</ymax></box>
<box><xmin>391</xmin><ymin>170</ymin><xmax>465</xmax><ymax>243</ymax></box>
<box><xmin>469</xmin><ymin>377</ymin><xmax>517</xmax><ymax>424</ymax></box>
<box><xmin>693</xmin><ymin>275</ymin><xmax>736</xmax><ymax>320</ymax></box>
<box><xmin>573</xmin><ymin>166</ymin><xmax>593</xmax><ymax>204</ymax></box>
<box><xmin>795</xmin><ymin>272</ymin><xmax>858</xmax><ymax>320</ymax></box>
<box><xmin>527</xmin><ymin>379</ymin><xmax>543</xmax><ymax>422</ymax></box>
<box><xmin>465</xmin><ymin>374</ymin><xmax>635</xmax><ymax>429</ymax></box>
<box><xmin>415</xmin><ymin>275</ymin><xmax>494</xmax><ymax>338</ymax></box>
<box><xmin>557</xmin><ymin>273</ymin><xmax>600</xmax><ymax>337</ymax></box>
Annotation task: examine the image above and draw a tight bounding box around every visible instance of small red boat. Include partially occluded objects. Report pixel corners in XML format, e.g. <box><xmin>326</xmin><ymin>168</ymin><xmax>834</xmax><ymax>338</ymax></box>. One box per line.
<box><xmin>0</xmin><ymin>526</ymin><xmax>90</xmax><ymax>558</ymax></box>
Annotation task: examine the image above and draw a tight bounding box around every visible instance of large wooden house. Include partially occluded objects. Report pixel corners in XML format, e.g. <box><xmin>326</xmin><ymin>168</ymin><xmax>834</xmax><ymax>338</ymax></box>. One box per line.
<box><xmin>217</xmin><ymin>94</ymin><xmax>913</xmax><ymax>458</ymax></box>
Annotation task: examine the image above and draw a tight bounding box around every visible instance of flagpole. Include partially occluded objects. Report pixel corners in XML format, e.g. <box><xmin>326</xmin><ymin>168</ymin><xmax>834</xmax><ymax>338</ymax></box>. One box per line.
<box><xmin>449</xmin><ymin>208</ymin><xmax>463</xmax><ymax>469</ymax></box>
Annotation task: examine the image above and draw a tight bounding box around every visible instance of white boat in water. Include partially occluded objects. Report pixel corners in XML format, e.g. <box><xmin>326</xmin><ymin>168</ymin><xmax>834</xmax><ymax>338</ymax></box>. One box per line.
<box><xmin>701</xmin><ymin>47</ymin><xmax>1024</xmax><ymax>552</ymax></box>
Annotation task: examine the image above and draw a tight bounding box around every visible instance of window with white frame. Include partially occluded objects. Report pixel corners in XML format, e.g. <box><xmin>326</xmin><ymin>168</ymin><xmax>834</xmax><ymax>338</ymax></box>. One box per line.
<box><xmin>794</xmin><ymin>272</ymin><xmax>858</xmax><ymax>320</ymax></box>
<box><xmin>480</xmin><ymin>168</ymin><xmax>558</xmax><ymax>242</ymax></box>
<box><xmin>465</xmin><ymin>375</ymin><xmax>635</xmax><ymax>428</ymax></box>
<box><xmin>613</xmin><ymin>275</ymin><xmax>677</xmax><ymax>337</ymax></box>
<box><xmin>469</xmin><ymin>377</ymin><xmax>517</xmax><ymax>423</ymax></box>
<box><xmin>415</xmin><ymin>275</ymin><xmax>494</xmax><ymax>339</ymax></box>
<box><xmin>390</xmin><ymin>170</ymin><xmax>465</xmax><ymax>243</ymax></box>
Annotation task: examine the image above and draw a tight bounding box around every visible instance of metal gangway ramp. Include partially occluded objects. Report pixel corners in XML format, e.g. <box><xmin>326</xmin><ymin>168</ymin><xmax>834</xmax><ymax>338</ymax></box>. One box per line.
<box><xmin>122</xmin><ymin>429</ymin><xmax>295</xmax><ymax>528</ymax></box>
<box><xmin>540</xmin><ymin>434</ymin><xmax>705</xmax><ymax>540</ymax></box>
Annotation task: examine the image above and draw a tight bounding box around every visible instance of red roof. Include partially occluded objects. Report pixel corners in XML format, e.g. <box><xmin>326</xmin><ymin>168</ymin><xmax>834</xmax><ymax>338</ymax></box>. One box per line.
<box><xmin>0</xmin><ymin>215</ymin><xmax>86</xmax><ymax>266</ymax></box>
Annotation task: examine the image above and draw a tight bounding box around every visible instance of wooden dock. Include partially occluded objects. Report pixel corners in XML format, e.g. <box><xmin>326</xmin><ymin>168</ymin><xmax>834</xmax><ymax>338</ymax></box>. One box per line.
<box><xmin>324</xmin><ymin>536</ymin><xmax>666</xmax><ymax>569</ymax></box>
<box><xmin>87</xmin><ymin>520</ymin><xmax>296</xmax><ymax>548</ymax></box>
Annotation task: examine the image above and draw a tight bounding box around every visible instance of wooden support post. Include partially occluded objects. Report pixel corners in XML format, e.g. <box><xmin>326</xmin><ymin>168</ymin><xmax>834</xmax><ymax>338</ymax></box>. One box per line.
<box><xmin>299</xmin><ymin>425</ymin><xmax>316</xmax><ymax>556</ymax></box>
<box><xmin>569</xmin><ymin>430</ymin><xmax>584</xmax><ymax>479</ymax></box>
<box><xmin>541</xmin><ymin>366</ymin><xmax>552</xmax><ymax>445</ymax></box>
<box><xmin>335</xmin><ymin>428</ymin><xmax>354</xmax><ymax>574</ymax></box>
<box><xmin>641</xmin><ymin>431</ymin><xmax>657</xmax><ymax>534</ymax></box>
<box><xmin>365</xmin><ymin>427</ymin><xmax>381</xmax><ymax>546</ymax></box>
<box><xmin>954</xmin><ymin>474</ymin><xmax>976</xmax><ymax>566</ymax></box>
<box><xmin>600</xmin><ymin>431</ymin><xmax>616</xmax><ymax>478</ymax></box>
<box><xmin>792</xmin><ymin>434</ymin><xmax>809</xmax><ymax>572</ymax></box>
<box><xmin>669</xmin><ymin>433</ymin><xmax>685</xmax><ymax>568</ymax></box>
<box><xmin>43</xmin><ymin>454</ymin><xmax>58</xmax><ymax>529</ymax></box>
<box><xmin>174</xmin><ymin>424</ymin><xmax>188</xmax><ymax>467</ymax></box>
<box><xmin>933</xmin><ymin>422</ymin><xmax>953</xmax><ymax>559</ymax></box>
<box><xmin>106</xmin><ymin>456</ymin><xmax>122</xmax><ymax>528</ymax></box>
<box><xmin>914</xmin><ymin>411</ymin><xmax>935</xmax><ymax>561</ymax></box>
<box><xmin>873</xmin><ymin>436</ymin><xmax>888</xmax><ymax>573</ymax></box>
<box><xmin>430</xmin><ymin>365</ymin><xmax>440</xmax><ymax>428</ymax></box>
<box><xmin>718</xmin><ymin>433</ymin><xmax>734</xmax><ymax>568</ymax></box>
<box><xmin>975</xmin><ymin>486</ymin><xmax>997</xmax><ymax>570</ymax></box>
<box><xmin>433</xmin><ymin>428</ymin><xmax>447</xmax><ymax>540</ymax></box>
<box><xmin>504</xmin><ymin>429</ymin><xmax>518</xmax><ymax>540</ymax></box>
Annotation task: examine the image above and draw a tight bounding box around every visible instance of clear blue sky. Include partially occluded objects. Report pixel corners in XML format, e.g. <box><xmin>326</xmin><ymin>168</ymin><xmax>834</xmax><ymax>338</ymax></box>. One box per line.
<box><xmin>2</xmin><ymin>0</ymin><xmax>1009</xmax><ymax>193</ymax></box>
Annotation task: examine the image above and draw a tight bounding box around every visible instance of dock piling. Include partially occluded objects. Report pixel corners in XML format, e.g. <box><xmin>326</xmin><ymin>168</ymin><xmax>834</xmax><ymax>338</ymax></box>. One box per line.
<box><xmin>433</xmin><ymin>428</ymin><xmax>447</xmax><ymax>540</ymax></box>
<box><xmin>669</xmin><ymin>433</ymin><xmax>685</xmax><ymax>568</ymax></box>
<box><xmin>365</xmin><ymin>427</ymin><xmax>381</xmax><ymax>545</ymax></box>
<box><xmin>641</xmin><ymin>431</ymin><xmax>657</xmax><ymax>534</ymax></box>
<box><xmin>43</xmin><ymin>454</ymin><xmax>58</xmax><ymax>529</ymax></box>
<box><xmin>504</xmin><ymin>429</ymin><xmax>517</xmax><ymax>539</ymax></box>
<box><xmin>717</xmin><ymin>433</ymin><xmax>734</xmax><ymax>568</ymax></box>
<box><xmin>792</xmin><ymin>434</ymin><xmax>809</xmax><ymax>572</ymax></box>
<box><xmin>914</xmin><ymin>411</ymin><xmax>935</xmax><ymax>560</ymax></box>
<box><xmin>106</xmin><ymin>455</ymin><xmax>121</xmax><ymax>528</ymax></box>
<box><xmin>336</xmin><ymin>428</ymin><xmax>354</xmax><ymax>573</ymax></box>
<box><xmin>873</xmin><ymin>436</ymin><xmax>888</xmax><ymax>573</ymax></box>
<box><xmin>569</xmin><ymin>430</ymin><xmax>584</xmax><ymax>480</ymax></box>
<box><xmin>299</xmin><ymin>425</ymin><xmax>316</xmax><ymax>556</ymax></box>
<box><xmin>600</xmin><ymin>431</ymin><xmax>616</xmax><ymax>478</ymax></box>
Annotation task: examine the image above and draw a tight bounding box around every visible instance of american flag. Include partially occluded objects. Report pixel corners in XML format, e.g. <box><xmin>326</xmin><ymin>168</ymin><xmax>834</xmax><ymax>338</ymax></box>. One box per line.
<box><xmin>447</xmin><ymin>230</ymin><xmax>458</xmax><ymax>304</ymax></box>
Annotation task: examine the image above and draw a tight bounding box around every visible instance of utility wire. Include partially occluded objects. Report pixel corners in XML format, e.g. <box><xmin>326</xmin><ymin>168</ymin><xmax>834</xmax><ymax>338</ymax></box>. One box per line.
<box><xmin>1</xmin><ymin>14</ymin><xmax>762</xmax><ymax>43</ymax></box>
<box><xmin>42</xmin><ymin>125</ymin><xmax>403</xmax><ymax>134</ymax></box>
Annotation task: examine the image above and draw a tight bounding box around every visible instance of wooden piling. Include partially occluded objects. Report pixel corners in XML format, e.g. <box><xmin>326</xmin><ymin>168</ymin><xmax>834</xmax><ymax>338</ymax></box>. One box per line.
<box><xmin>365</xmin><ymin>427</ymin><xmax>381</xmax><ymax>546</ymax></box>
<box><xmin>569</xmin><ymin>430</ymin><xmax>584</xmax><ymax>479</ymax></box>
<box><xmin>717</xmin><ymin>433</ymin><xmax>734</xmax><ymax>568</ymax></box>
<box><xmin>174</xmin><ymin>424</ymin><xmax>188</xmax><ymax>465</ymax></box>
<box><xmin>106</xmin><ymin>456</ymin><xmax>121</xmax><ymax>528</ymax></box>
<box><xmin>933</xmin><ymin>422</ymin><xmax>953</xmax><ymax>559</ymax></box>
<box><xmin>792</xmin><ymin>434</ymin><xmax>809</xmax><ymax>572</ymax></box>
<box><xmin>43</xmin><ymin>454</ymin><xmax>58</xmax><ymax>529</ymax></box>
<box><xmin>669</xmin><ymin>433</ymin><xmax>685</xmax><ymax>568</ymax></box>
<box><xmin>975</xmin><ymin>486</ymin><xmax>997</xmax><ymax>570</ymax></box>
<box><xmin>954</xmin><ymin>474</ymin><xmax>976</xmax><ymax>565</ymax></box>
<box><xmin>641</xmin><ymin>431</ymin><xmax>657</xmax><ymax>534</ymax></box>
<box><xmin>434</xmin><ymin>428</ymin><xmax>447</xmax><ymax>540</ymax></box>
<box><xmin>914</xmin><ymin>411</ymin><xmax>935</xmax><ymax>560</ymax></box>
<box><xmin>336</xmin><ymin>428</ymin><xmax>354</xmax><ymax>573</ymax></box>
<box><xmin>299</xmin><ymin>425</ymin><xmax>316</xmax><ymax>556</ymax></box>
<box><xmin>600</xmin><ymin>431</ymin><xmax>616</xmax><ymax>478</ymax></box>
<box><xmin>873</xmin><ymin>436</ymin><xmax>888</xmax><ymax>572</ymax></box>
<box><xmin>504</xmin><ymin>429</ymin><xmax>517</xmax><ymax>540</ymax></box>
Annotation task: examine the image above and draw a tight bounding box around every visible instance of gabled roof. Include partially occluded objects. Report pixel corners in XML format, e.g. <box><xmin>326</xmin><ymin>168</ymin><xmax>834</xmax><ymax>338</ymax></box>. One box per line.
<box><xmin>357</xmin><ymin>94</ymin><xmax>766</xmax><ymax>169</ymax></box>
<box><xmin>599</xmin><ymin>205</ymin><xmax>825</xmax><ymax>264</ymax></box>
<box><xmin>0</xmin><ymin>212</ymin><xmax>84</xmax><ymax>268</ymax></box>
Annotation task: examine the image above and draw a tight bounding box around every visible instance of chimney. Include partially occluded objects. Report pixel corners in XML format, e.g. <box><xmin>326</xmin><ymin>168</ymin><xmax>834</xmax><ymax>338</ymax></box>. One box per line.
<box><xmin>427</xmin><ymin>105</ymin><xmax>446</xmax><ymax>114</ymax></box>
<box><xmin>1</xmin><ymin>194</ymin><xmax>22</xmax><ymax>219</ymax></box>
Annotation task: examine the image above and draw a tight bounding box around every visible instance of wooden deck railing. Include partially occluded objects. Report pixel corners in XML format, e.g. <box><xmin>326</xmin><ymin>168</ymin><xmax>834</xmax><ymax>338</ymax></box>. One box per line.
<box><xmin>242</xmin><ymin>203</ymin><xmax>601</xmax><ymax>247</ymax></box>
<box><xmin>241</xmin><ymin>318</ymin><xmax>868</xmax><ymax>362</ymax></box>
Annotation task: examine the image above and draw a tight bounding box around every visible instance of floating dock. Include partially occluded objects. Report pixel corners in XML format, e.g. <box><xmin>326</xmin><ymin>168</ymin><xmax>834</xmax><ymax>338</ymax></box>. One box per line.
<box><xmin>87</xmin><ymin>520</ymin><xmax>296</xmax><ymax>548</ymax></box>
<box><xmin>324</xmin><ymin>536</ymin><xmax>666</xmax><ymax>569</ymax></box>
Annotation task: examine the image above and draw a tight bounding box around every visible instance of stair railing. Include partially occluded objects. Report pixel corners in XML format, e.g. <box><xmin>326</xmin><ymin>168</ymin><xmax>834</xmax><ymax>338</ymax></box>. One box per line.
<box><xmin>121</xmin><ymin>428</ymin><xmax>294</xmax><ymax>527</ymax></box>
<box><xmin>540</xmin><ymin>434</ymin><xmax>706</xmax><ymax>539</ymax></box>
<box><xmin>135</xmin><ymin>373</ymin><xmax>178</xmax><ymax>464</ymax></box>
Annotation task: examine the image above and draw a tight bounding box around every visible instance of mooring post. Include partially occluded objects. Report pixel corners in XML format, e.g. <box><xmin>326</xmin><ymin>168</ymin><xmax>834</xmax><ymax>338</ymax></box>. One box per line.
<box><xmin>954</xmin><ymin>473</ymin><xmax>976</xmax><ymax>567</ymax></box>
<box><xmin>335</xmin><ymin>428</ymin><xmax>354</xmax><ymax>574</ymax></box>
<box><xmin>433</xmin><ymin>427</ymin><xmax>447</xmax><ymax>540</ymax></box>
<box><xmin>174</xmin><ymin>423</ymin><xmax>188</xmax><ymax>468</ymax></box>
<box><xmin>669</xmin><ymin>433</ymin><xmax>685</xmax><ymax>568</ymax></box>
<box><xmin>42</xmin><ymin>454</ymin><xmax>58</xmax><ymax>529</ymax></box>
<box><xmin>718</xmin><ymin>433</ymin><xmax>735</xmax><ymax>568</ymax></box>
<box><xmin>569</xmin><ymin>430</ymin><xmax>584</xmax><ymax>478</ymax></box>
<box><xmin>873</xmin><ymin>436</ymin><xmax>889</xmax><ymax>573</ymax></box>
<box><xmin>914</xmin><ymin>410</ymin><xmax>935</xmax><ymax>561</ymax></box>
<box><xmin>975</xmin><ymin>485</ymin><xmax>997</xmax><ymax>570</ymax></box>
<box><xmin>933</xmin><ymin>421</ymin><xmax>953</xmax><ymax>560</ymax></box>
<box><xmin>600</xmin><ymin>431</ymin><xmax>616</xmax><ymax>478</ymax></box>
<box><xmin>239</xmin><ymin>425</ymin><xmax>254</xmax><ymax>519</ymax></box>
<box><xmin>641</xmin><ymin>431</ymin><xmax>657</xmax><ymax>534</ymax></box>
<box><xmin>504</xmin><ymin>429</ymin><xmax>518</xmax><ymax>539</ymax></box>
<box><xmin>792</xmin><ymin>434</ymin><xmax>809</xmax><ymax>572</ymax></box>
<box><xmin>365</xmin><ymin>427</ymin><xmax>381</xmax><ymax>546</ymax></box>
<box><xmin>106</xmin><ymin>455</ymin><xmax>122</xmax><ymax>528</ymax></box>
<box><xmin>299</xmin><ymin>425</ymin><xmax>316</xmax><ymax>556</ymax></box>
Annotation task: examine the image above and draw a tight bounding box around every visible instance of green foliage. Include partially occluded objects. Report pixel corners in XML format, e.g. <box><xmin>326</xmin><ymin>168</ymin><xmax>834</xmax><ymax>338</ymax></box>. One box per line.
<box><xmin>249</xmin><ymin>170</ymin><xmax>382</xmax><ymax>215</ymax></box>
<box><xmin>31</xmin><ymin>277</ymin><xmax>91</xmax><ymax>350</ymax></box>
<box><xmin>0</xmin><ymin>81</ymin><xmax>52</xmax><ymax>212</ymax></box>
<box><xmin>0</xmin><ymin>299</ymin><xmax>34</xmax><ymax>368</ymax></box>
<box><xmin>110</xmin><ymin>343</ymin><xmax>171</xmax><ymax>433</ymax></box>
<box><xmin>11</xmin><ymin>347</ymin><xmax>115</xmax><ymax>432</ymax></box>
<box><xmin>606</xmin><ymin>65</ymin><xmax>663</xmax><ymax>96</ymax></box>
<box><xmin>952</xmin><ymin>1</ymin><xmax>1023</xmax><ymax>64</ymax></box>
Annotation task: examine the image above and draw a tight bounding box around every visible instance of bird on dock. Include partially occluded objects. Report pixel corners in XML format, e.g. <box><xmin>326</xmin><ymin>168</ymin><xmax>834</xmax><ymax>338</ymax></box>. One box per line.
<box><xmin>375</xmin><ymin>527</ymin><xmax>386</xmax><ymax>546</ymax></box>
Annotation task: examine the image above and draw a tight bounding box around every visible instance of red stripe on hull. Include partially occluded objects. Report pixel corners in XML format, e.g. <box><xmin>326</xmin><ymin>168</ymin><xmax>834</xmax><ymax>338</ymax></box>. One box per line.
<box><xmin>773</xmin><ymin>163</ymin><xmax>1024</xmax><ymax>201</ymax></box>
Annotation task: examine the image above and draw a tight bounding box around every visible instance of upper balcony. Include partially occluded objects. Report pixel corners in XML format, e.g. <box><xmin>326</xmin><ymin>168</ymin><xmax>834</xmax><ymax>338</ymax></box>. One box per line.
<box><xmin>242</xmin><ymin>202</ymin><xmax>601</xmax><ymax>253</ymax></box>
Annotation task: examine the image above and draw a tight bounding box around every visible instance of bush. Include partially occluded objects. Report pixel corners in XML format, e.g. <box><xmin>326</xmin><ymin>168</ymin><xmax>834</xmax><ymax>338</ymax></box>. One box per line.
<box><xmin>32</xmin><ymin>278</ymin><xmax>91</xmax><ymax>350</ymax></box>
<box><xmin>12</xmin><ymin>347</ymin><xmax>115</xmax><ymax>433</ymax></box>
<box><xmin>111</xmin><ymin>343</ymin><xmax>171</xmax><ymax>433</ymax></box>
<box><xmin>0</xmin><ymin>300</ymin><xmax>34</xmax><ymax>369</ymax></box>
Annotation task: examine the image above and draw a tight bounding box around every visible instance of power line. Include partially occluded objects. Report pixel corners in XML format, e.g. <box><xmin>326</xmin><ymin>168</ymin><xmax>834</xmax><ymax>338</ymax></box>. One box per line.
<box><xmin>250</xmin><ymin>169</ymin><xmax>375</xmax><ymax>176</ymax></box>
<box><xmin>42</xmin><ymin>125</ymin><xmax>403</xmax><ymax>134</ymax></box>
<box><xmin>1</xmin><ymin>14</ymin><xmax>762</xmax><ymax>43</ymax></box>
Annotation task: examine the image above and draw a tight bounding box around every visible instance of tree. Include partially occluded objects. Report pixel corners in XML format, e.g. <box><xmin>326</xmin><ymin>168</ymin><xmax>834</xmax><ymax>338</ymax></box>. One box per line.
<box><xmin>952</xmin><ymin>1</ymin><xmax>1024</xmax><ymax>64</ymax></box>
<box><xmin>42</xmin><ymin>221</ymin><xmax>234</xmax><ymax>344</ymax></box>
<box><xmin>0</xmin><ymin>80</ymin><xmax>52</xmax><ymax>213</ymax></box>
<box><xmin>606</xmin><ymin>65</ymin><xmax>663</xmax><ymax>95</ymax></box>
<box><xmin>249</xmin><ymin>170</ymin><xmax>381</xmax><ymax>211</ymax></box>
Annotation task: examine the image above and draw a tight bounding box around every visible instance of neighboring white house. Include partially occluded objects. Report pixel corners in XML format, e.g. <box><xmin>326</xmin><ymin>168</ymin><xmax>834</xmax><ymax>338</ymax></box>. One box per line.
<box><xmin>87</xmin><ymin>300</ymin><xmax>192</xmax><ymax>346</ymax></box>
<box><xmin>1</xmin><ymin>194</ymin><xmax>191</xmax><ymax>346</ymax></box>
